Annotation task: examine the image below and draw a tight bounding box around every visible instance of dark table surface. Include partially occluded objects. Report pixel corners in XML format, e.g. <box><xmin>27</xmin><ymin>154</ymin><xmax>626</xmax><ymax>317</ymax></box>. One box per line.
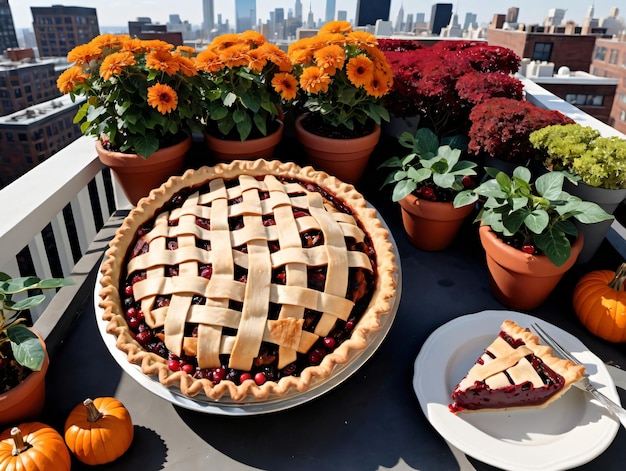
<box><xmin>40</xmin><ymin>131</ymin><xmax>626</xmax><ymax>470</ymax></box>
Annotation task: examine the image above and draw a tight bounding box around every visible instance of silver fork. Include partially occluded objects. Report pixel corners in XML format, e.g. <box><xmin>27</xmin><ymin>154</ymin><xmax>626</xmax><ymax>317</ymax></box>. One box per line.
<box><xmin>532</xmin><ymin>323</ymin><xmax>626</xmax><ymax>429</ymax></box>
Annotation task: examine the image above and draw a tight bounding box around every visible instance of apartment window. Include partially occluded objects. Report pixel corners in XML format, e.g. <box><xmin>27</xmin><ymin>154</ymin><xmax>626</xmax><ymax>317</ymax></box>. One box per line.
<box><xmin>594</xmin><ymin>46</ymin><xmax>607</xmax><ymax>61</ymax></box>
<box><xmin>609</xmin><ymin>49</ymin><xmax>619</xmax><ymax>65</ymax></box>
<box><xmin>532</xmin><ymin>42</ymin><xmax>553</xmax><ymax>62</ymax></box>
<box><xmin>620</xmin><ymin>93</ymin><xmax>626</xmax><ymax>104</ymax></box>
<box><xmin>565</xmin><ymin>94</ymin><xmax>604</xmax><ymax>106</ymax></box>
<box><xmin>620</xmin><ymin>110</ymin><xmax>626</xmax><ymax>122</ymax></box>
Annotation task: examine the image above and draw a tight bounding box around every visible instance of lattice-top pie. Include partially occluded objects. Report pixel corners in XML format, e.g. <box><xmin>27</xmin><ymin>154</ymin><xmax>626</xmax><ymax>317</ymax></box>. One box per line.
<box><xmin>449</xmin><ymin>320</ymin><xmax>585</xmax><ymax>413</ymax></box>
<box><xmin>99</xmin><ymin>159</ymin><xmax>397</xmax><ymax>401</ymax></box>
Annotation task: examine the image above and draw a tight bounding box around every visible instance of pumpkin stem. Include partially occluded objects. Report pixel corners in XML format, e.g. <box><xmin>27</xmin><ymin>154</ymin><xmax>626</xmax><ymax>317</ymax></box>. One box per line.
<box><xmin>609</xmin><ymin>263</ymin><xmax>626</xmax><ymax>291</ymax></box>
<box><xmin>84</xmin><ymin>398</ymin><xmax>103</xmax><ymax>422</ymax></box>
<box><xmin>11</xmin><ymin>427</ymin><xmax>30</xmax><ymax>456</ymax></box>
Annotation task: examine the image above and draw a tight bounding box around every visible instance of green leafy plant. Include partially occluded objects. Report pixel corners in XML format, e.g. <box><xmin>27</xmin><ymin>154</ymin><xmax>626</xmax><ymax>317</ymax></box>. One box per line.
<box><xmin>288</xmin><ymin>21</ymin><xmax>393</xmax><ymax>136</ymax></box>
<box><xmin>379</xmin><ymin>128</ymin><xmax>476</xmax><ymax>202</ymax></box>
<box><xmin>195</xmin><ymin>30</ymin><xmax>297</xmax><ymax>141</ymax></box>
<box><xmin>529</xmin><ymin>123</ymin><xmax>626</xmax><ymax>190</ymax></box>
<box><xmin>0</xmin><ymin>273</ymin><xmax>74</xmax><ymax>371</ymax></box>
<box><xmin>57</xmin><ymin>34</ymin><xmax>207</xmax><ymax>158</ymax></box>
<box><xmin>454</xmin><ymin>166</ymin><xmax>613</xmax><ymax>266</ymax></box>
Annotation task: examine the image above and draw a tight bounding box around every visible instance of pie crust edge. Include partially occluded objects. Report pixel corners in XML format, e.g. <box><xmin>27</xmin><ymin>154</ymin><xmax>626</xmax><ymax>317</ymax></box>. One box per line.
<box><xmin>98</xmin><ymin>158</ymin><xmax>398</xmax><ymax>402</ymax></box>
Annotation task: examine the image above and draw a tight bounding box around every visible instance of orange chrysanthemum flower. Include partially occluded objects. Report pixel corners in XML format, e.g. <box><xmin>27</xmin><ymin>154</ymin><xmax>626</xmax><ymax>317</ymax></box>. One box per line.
<box><xmin>121</xmin><ymin>38</ymin><xmax>146</xmax><ymax>54</ymax></box>
<box><xmin>175</xmin><ymin>45</ymin><xmax>196</xmax><ymax>57</ymax></box>
<box><xmin>319</xmin><ymin>21</ymin><xmax>353</xmax><ymax>34</ymax></box>
<box><xmin>346</xmin><ymin>55</ymin><xmax>374</xmax><ymax>88</ymax></box>
<box><xmin>56</xmin><ymin>65</ymin><xmax>88</xmax><ymax>93</ymax></box>
<box><xmin>240</xmin><ymin>30</ymin><xmax>265</xmax><ymax>47</ymax></box>
<box><xmin>347</xmin><ymin>31</ymin><xmax>378</xmax><ymax>48</ymax></box>
<box><xmin>146</xmin><ymin>50</ymin><xmax>180</xmax><ymax>75</ymax></box>
<box><xmin>212</xmin><ymin>34</ymin><xmax>242</xmax><ymax>50</ymax></box>
<box><xmin>147</xmin><ymin>83</ymin><xmax>178</xmax><ymax>114</ymax></box>
<box><xmin>364</xmin><ymin>70</ymin><xmax>391</xmax><ymax>98</ymax></box>
<box><xmin>299</xmin><ymin>66</ymin><xmax>331</xmax><ymax>95</ymax></box>
<box><xmin>99</xmin><ymin>51</ymin><xmax>136</xmax><ymax>80</ymax></box>
<box><xmin>248</xmin><ymin>48</ymin><xmax>268</xmax><ymax>73</ymax></box>
<box><xmin>313</xmin><ymin>45</ymin><xmax>345</xmax><ymax>74</ymax></box>
<box><xmin>91</xmin><ymin>34</ymin><xmax>130</xmax><ymax>51</ymax></box>
<box><xmin>67</xmin><ymin>43</ymin><xmax>102</xmax><ymax>65</ymax></box>
<box><xmin>195</xmin><ymin>49</ymin><xmax>223</xmax><ymax>73</ymax></box>
<box><xmin>172</xmin><ymin>54</ymin><xmax>197</xmax><ymax>76</ymax></box>
<box><xmin>272</xmin><ymin>72</ymin><xmax>298</xmax><ymax>101</ymax></box>
<box><xmin>220</xmin><ymin>44</ymin><xmax>250</xmax><ymax>68</ymax></box>
<box><xmin>141</xmin><ymin>39</ymin><xmax>173</xmax><ymax>52</ymax></box>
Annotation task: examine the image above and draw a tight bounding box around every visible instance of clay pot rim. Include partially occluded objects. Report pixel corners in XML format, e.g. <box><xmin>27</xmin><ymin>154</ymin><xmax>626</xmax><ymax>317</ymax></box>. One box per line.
<box><xmin>398</xmin><ymin>193</ymin><xmax>474</xmax><ymax>221</ymax></box>
<box><xmin>95</xmin><ymin>135</ymin><xmax>192</xmax><ymax>167</ymax></box>
<box><xmin>294</xmin><ymin>114</ymin><xmax>381</xmax><ymax>147</ymax></box>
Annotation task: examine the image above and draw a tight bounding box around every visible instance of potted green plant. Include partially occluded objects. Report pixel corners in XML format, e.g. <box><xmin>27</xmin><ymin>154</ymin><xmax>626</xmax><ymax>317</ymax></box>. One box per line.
<box><xmin>195</xmin><ymin>30</ymin><xmax>298</xmax><ymax>161</ymax></box>
<box><xmin>379</xmin><ymin>128</ymin><xmax>477</xmax><ymax>251</ymax></box>
<box><xmin>453</xmin><ymin>166</ymin><xmax>612</xmax><ymax>309</ymax></box>
<box><xmin>0</xmin><ymin>273</ymin><xmax>74</xmax><ymax>425</ymax></box>
<box><xmin>530</xmin><ymin>123</ymin><xmax>626</xmax><ymax>263</ymax></box>
<box><xmin>288</xmin><ymin>21</ymin><xmax>393</xmax><ymax>183</ymax></box>
<box><xmin>57</xmin><ymin>34</ymin><xmax>207</xmax><ymax>205</ymax></box>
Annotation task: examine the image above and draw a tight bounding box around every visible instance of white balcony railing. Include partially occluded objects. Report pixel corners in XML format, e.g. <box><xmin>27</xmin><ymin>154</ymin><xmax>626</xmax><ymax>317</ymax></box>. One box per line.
<box><xmin>1</xmin><ymin>80</ymin><xmax>624</xmax><ymax>327</ymax></box>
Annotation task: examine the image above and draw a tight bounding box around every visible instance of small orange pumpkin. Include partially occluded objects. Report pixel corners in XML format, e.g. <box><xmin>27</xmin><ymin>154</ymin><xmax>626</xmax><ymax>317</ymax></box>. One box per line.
<box><xmin>64</xmin><ymin>397</ymin><xmax>134</xmax><ymax>465</ymax></box>
<box><xmin>0</xmin><ymin>422</ymin><xmax>71</xmax><ymax>471</ymax></box>
<box><xmin>573</xmin><ymin>263</ymin><xmax>626</xmax><ymax>343</ymax></box>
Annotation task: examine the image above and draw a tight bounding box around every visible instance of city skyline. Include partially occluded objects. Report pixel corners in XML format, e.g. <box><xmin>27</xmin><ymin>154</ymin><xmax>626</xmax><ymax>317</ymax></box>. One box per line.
<box><xmin>8</xmin><ymin>1</ymin><xmax>624</xmax><ymax>31</ymax></box>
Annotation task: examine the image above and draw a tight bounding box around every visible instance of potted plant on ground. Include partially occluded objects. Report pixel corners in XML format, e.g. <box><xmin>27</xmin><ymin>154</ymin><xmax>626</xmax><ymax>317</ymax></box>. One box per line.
<box><xmin>453</xmin><ymin>166</ymin><xmax>612</xmax><ymax>310</ymax></box>
<box><xmin>0</xmin><ymin>273</ymin><xmax>74</xmax><ymax>426</ymax></box>
<box><xmin>379</xmin><ymin>128</ymin><xmax>478</xmax><ymax>251</ymax></box>
<box><xmin>467</xmin><ymin>97</ymin><xmax>574</xmax><ymax>173</ymax></box>
<box><xmin>57</xmin><ymin>34</ymin><xmax>207</xmax><ymax>205</ymax></box>
<box><xmin>195</xmin><ymin>30</ymin><xmax>298</xmax><ymax>161</ymax></box>
<box><xmin>288</xmin><ymin>21</ymin><xmax>393</xmax><ymax>183</ymax></box>
<box><xmin>529</xmin><ymin>123</ymin><xmax>626</xmax><ymax>263</ymax></box>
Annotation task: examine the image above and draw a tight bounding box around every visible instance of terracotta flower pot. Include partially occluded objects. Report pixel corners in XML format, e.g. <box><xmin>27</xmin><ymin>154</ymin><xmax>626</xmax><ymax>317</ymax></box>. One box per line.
<box><xmin>398</xmin><ymin>194</ymin><xmax>474</xmax><ymax>251</ymax></box>
<box><xmin>204</xmin><ymin>120</ymin><xmax>284</xmax><ymax>162</ymax></box>
<box><xmin>0</xmin><ymin>330</ymin><xmax>49</xmax><ymax>427</ymax></box>
<box><xmin>479</xmin><ymin>225</ymin><xmax>584</xmax><ymax>310</ymax></box>
<box><xmin>96</xmin><ymin>136</ymin><xmax>191</xmax><ymax>206</ymax></box>
<box><xmin>294</xmin><ymin>114</ymin><xmax>381</xmax><ymax>184</ymax></box>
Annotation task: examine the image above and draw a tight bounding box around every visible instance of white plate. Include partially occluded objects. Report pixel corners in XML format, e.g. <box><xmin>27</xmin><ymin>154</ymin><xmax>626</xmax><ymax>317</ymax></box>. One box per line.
<box><xmin>94</xmin><ymin>207</ymin><xmax>401</xmax><ymax>415</ymax></box>
<box><xmin>413</xmin><ymin>310</ymin><xmax>621</xmax><ymax>471</ymax></box>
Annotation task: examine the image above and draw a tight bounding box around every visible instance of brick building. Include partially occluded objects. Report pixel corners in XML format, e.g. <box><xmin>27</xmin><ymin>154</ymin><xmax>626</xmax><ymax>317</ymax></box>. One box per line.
<box><xmin>591</xmin><ymin>35</ymin><xmax>626</xmax><ymax>134</ymax></box>
<box><xmin>31</xmin><ymin>5</ymin><xmax>99</xmax><ymax>58</ymax></box>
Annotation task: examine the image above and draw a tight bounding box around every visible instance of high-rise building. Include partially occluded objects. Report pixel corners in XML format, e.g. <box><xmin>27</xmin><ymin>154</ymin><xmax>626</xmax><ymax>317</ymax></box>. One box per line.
<box><xmin>31</xmin><ymin>5</ymin><xmax>99</xmax><ymax>58</ymax></box>
<box><xmin>463</xmin><ymin>12</ymin><xmax>477</xmax><ymax>30</ymax></box>
<box><xmin>507</xmin><ymin>7</ymin><xmax>520</xmax><ymax>24</ymax></box>
<box><xmin>0</xmin><ymin>49</ymin><xmax>61</xmax><ymax>116</ymax></box>
<box><xmin>394</xmin><ymin>3</ymin><xmax>404</xmax><ymax>32</ymax></box>
<box><xmin>355</xmin><ymin>0</ymin><xmax>391</xmax><ymax>26</ymax></box>
<box><xmin>430</xmin><ymin>3</ymin><xmax>453</xmax><ymax>35</ymax></box>
<box><xmin>0</xmin><ymin>0</ymin><xmax>18</xmax><ymax>53</ymax></box>
<box><xmin>325</xmin><ymin>0</ymin><xmax>336</xmax><ymax>23</ymax></box>
<box><xmin>235</xmin><ymin>0</ymin><xmax>257</xmax><ymax>33</ymax></box>
<box><xmin>203</xmin><ymin>0</ymin><xmax>215</xmax><ymax>38</ymax></box>
<box><xmin>545</xmin><ymin>8</ymin><xmax>566</xmax><ymax>27</ymax></box>
<box><xmin>295</xmin><ymin>0</ymin><xmax>303</xmax><ymax>23</ymax></box>
<box><xmin>337</xmin><ymin>10</ymin><xmax>347</xmax><ymax>21</ymax></box>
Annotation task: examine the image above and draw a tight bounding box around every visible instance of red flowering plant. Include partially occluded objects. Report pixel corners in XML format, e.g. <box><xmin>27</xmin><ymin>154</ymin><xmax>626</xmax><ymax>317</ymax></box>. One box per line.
<box><xmin>379</xmin><ymin>40</ymin><xmax>523</xmax><ymax>139</ymax></box>
<box><xmin>58</xmin><ymin>34</ymin><xmax>207</xmax><ymax>158</ymax></box>
<box><xmin>467</xmin><ymin>97</ymin><xmax>575</xmax><ymax>166</ymax></box>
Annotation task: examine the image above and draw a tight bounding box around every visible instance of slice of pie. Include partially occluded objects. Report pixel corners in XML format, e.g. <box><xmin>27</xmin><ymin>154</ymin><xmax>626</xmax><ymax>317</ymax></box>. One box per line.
<box><xmin>449</xmin><ymin>320</ymin><xmax>585</xmax><ymax>413</ymax></box>
<box><xmin>98</xmin><ymin>159</ymin><xmax>397</xmax><ymax>402</ymax></box>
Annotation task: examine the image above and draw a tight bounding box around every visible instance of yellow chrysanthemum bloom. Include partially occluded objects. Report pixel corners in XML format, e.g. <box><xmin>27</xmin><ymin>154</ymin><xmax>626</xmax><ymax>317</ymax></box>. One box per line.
<box><xmin>313</xmin><ymin>45</ymin><xmax>345</xmax><ymax>75</ymax></box>
<box><xmin>271</xmin><ymin>72</ymin><xmax>298</xmax><ymax>101</ymax></box>
<box><xmin>99</xmin><ymin>51</ymin><xmax>136</xmax><ymax>80</ymax></box>
<box><xmin>147</xmin><ymin>83</ymin><xmax>178</xmax><ymax>114</ymax></box>
<box><xmin>319</xmin><ymin>21</ymin><xmax>353</xmax><ymax>34</ymax></box>
<box><xmin>346</xmin><ymin>55</ymin><xmax>374</xmax><ymax>88</ymax></box>
<box><xmin>146</xmin><ymin>50</ymin><xmax>180</xmax><ymax>75</ymax></box>
<box><xmin>195</xmin><ymin>49</ymin><xmax>223</xmax><ymax>73</ymax></box>
<box><xmin>67</xmin><ymin>43</ymin><xmax>102</xmax><ymax>65</ymax></box>
<box><xmin>300</xmin><ymin>66</ymin><xmax>331</xmax><ymax>95</ymax></box>
<box><xmin>56</xmin><ymin>65</ymin><xmax>88</xmax><ymax>93</ymax></box>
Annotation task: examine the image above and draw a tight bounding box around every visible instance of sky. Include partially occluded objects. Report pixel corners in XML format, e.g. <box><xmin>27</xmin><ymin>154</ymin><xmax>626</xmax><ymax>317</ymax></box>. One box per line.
<box><xmin>7</xmin><ymin>1</ymin><xmax>622</xmax><ymax>30</ymax></box>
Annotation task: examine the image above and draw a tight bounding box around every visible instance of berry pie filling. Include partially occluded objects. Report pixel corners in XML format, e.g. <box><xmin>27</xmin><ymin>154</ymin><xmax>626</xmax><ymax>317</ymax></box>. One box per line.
<box><xmin>118</xmin><ymin>175</ymin><xmax>377</xmax><ymax>388</ymax></box>
<box><xmin>450</xmin><ymin>329</ymin><xmax>566</xmax><ymax>413</ymax></box>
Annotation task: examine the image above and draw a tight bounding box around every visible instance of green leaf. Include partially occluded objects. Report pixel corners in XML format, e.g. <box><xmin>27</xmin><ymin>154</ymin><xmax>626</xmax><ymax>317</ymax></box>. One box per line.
<box><xmin>391</xmin><ymin>180</ymin><xmax>417</xmax><ymax>202</ymax></box>
<box><xmin>453</xmin><ymin>190</ymin><xmax>478</xmax><ymax>208</ymax></box>
<box><xmin>523</xmin><ymin>209</ymin><xmax>550</xmax><ymax>234</ymax></box>
<box><xmin>573</xmin><ymin>201</ymin><xmax>614</xmax><ymax>224</ymax></box>
<box><xmin>378</xmin><ymin>156</ymin><xmax>403</xmax><ymax>169</ymax></box>
<box><xmin>535</xmin><ymin>171</ymin><xmax>565</xmax><ymax>199</ymax></box>
<box><xmin>535</xmin><ymin>230</ymin><xmax>571</xmax><ymax>266</ymax></box>
<box><xmin>414</xmin><ymin>128</ymin><xmax>439</xmax><ymax>156</ymax></box>
<box><xmin>131</xmin><ymin>134</ymin><xmax>160</xmax><ymax>158</ymax></box>
<box><xmin>7</xmin><ymin>324</ymin><xmax>44</xmax><ymax>371</ymax></box>
<box><xmin>235</xmin><ymin>116</ymin><xmax>252</xmax><ymax>141</ymax></box>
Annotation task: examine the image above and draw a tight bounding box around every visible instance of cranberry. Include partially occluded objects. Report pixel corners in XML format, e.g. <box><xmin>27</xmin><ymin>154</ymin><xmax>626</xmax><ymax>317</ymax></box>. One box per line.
<box><xmin>522</xmin><ymin>244</ymin><xmax>536</xmax><ymax>254</ymax></box>
<box><xmin>124</xmin><ymin>285</ymin><xmax>133</xmax><ymax>296</ymax></box>
<box><xmin>323</xmin><ymin>337</ymin><xmax>336</xmax><ymax>349</ymax></box>
<box><xmin>125</xmin><ymin>306</ymin><xmax>137</xmax><ymax>318</ymax></box>
<box><xmin>167</xmin><ymin>359</ymin><xmax>180</xmax><ymax>371</ymax></box>
<box><xmin>254</xmin><ymin>372</ymin><xmax>266</xmax><ymax>385</ymax></box>
<box><xmin>181</xmin><ymin>363</ymin><xmax>195</xmax><ymax>375</ymax></box>
<box><xmin>462</xmin><ymin>176</ymin><xmax>475</xmax><ymax>188</ymax></box>
<box><xmin>135</xmin><ymin>330</ymin><xmax>152</xmax><ymax>345</ymax></box>
<box><xmin>127</xmin><ymin>316</ymin><xmax>140</xmax><ymax>330</ymax></box>
<box><xmin>308</xmin><ymin>349</ymin><xmax>323</xmax><ymax>365</ymax></box>
<box><xmin>136</xmin><ymin>309</ymin><xmax>145</xmax><ymax>321</ymax></box>
<box><xmin>212</xmin><ymin>367</ymin><xmax>226</xmax><ymax>383</ymax></box>
<box><xmin>345</xmin><ymin>319</ymin><xmax>355</xmax><ymax>331</ymax></box>
<box><xmin>239</xmin><ymin>372</ymin><xmax>253</xmax><ymax>383</ymax></box>
<box><xmin>419</xmin><ymin>187</ymin><xmax>436</xmax><ymax>201</ymax></box>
